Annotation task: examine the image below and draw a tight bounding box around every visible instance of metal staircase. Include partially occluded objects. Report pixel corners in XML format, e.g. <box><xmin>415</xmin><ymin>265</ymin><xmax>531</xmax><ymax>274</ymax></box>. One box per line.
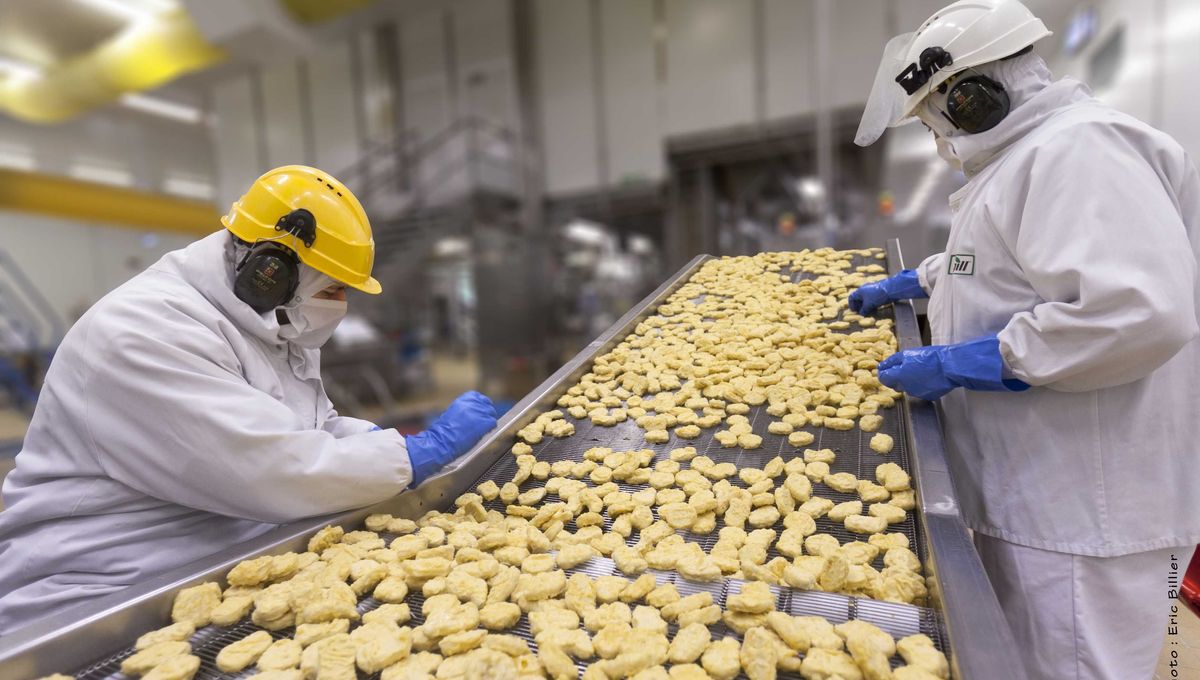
<box><xmin>0</xmin><ymin>250</ymin><xmax>64</xmax><ymax>412</ymax></box>
<box><xmin>334</xmin><ymin>115</ymin><xmax>529</xmax><ymax>334</ymax></box>
<box><xmin>317</xmin><ymin>116</ymin><xmax>539</xmax><ymax>407</ymax></box>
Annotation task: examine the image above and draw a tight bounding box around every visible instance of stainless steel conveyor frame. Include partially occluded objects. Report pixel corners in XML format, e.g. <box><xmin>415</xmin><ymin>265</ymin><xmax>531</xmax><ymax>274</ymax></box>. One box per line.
<box><xmin>0</xmin><ymin>240</ymin><xmax>1025</xmax><ymax>680</ymax></box>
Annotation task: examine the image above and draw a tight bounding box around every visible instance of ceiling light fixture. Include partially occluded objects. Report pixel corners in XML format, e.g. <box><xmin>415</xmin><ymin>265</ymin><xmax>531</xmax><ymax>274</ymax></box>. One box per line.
<box><xmin>0</xmin><ymin>143</ymin><xmax>36</xmax><ymax>171</ymax></box>
<box><xmin>69</xmin><ymin>161</ymin><xmax>134</xmax><ymax>187</ymax></box>
<box><xmin>74</xmin><ymin>0</ymin><xmax>176</xmax><ymax>23</ymax></box>
<box><xmin>0</xmin><ymin>56</ymin><xmax>43</xmax><ymax>80</ymax></box>
<box><xmin>163</xmin><ymin>174</ymin><xmax>214</xmax><ymax>200</ymax></box>
<box><xmin>120</xmin><ymin>93</ymin><xmax>203</xmax><ymax>124</ymax></box>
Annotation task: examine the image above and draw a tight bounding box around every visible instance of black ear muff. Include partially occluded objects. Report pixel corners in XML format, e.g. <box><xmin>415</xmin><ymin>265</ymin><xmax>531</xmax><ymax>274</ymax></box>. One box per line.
<box><xmin>945</xmin><ymin>74</ymin><xmax>1010</xmax><ymax>134</ymax></box>
<box><xmin>233</xmin><ymin>208</ymin><xmax>319</xmax><ymax>313</ymax></box>
<box><xmin>234</xmin><ymin>242</ymin><xmax>301</xmax><ymax>313</ymax></box>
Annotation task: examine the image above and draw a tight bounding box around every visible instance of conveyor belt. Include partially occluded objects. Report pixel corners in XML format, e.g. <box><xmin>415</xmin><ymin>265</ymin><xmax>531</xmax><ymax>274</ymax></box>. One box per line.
<box><xmin>476</xmin><ymin>409</ymin><xmax>919</xmax><ymax>571</ymax></box>
<box><xmin>77</xmin><ymin>568</ymin><xmax>944</xmax><ymax>679</ymax></box>
<box><xmin>2</xmin><ymin>244</ymin><xmax>1024</xmax><ymax>680</ymax></box>
<box><xmin>66</xmin><ymin>250</ymin><xmax>946</xmax><ymax>680</ymax></box>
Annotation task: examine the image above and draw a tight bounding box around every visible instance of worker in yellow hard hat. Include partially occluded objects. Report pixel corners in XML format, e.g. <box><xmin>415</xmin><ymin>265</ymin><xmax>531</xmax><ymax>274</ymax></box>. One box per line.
<box><xmin>0</xmin><ymin>166</ymin><xmax>497</xmax><ymax>635</ymax></box>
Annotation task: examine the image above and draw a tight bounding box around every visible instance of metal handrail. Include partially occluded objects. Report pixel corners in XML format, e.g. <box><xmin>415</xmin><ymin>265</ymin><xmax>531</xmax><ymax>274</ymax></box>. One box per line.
<box><xmin>0</xmin><ymin>282</ymin><xmax>39</xmax><ymax>352</ymax></box>
<box><xmin>333</xmin><ymin>129</ymin><xmax>418</xmax><ymax>183</ymax></box>
<box><xmin>0</xmin><ymin>249</ymin><xmax>65</xmax><ymax>351</ymax></box>
<box><xmin>337</xmin><ymin>116</ymin><xmax>523</xmax><ymax>202</ymax></box>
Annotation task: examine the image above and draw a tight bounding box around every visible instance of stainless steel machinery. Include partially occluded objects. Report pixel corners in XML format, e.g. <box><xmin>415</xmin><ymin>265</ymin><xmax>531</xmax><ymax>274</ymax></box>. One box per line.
<box><xmin>0</xmin><ymin>240</ymin><xmax>1024</xmax><ymax>680</ymax></box>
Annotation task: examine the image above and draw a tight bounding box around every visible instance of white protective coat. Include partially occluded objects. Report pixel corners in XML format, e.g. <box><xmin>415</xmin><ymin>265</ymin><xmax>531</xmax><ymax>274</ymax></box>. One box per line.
<box><xmin>0</xmin><ymin>231</ymin><xmax>412</xmax><ymax>634</ymax></box>
<box><xmin>974</xmin><ymin>533</ymin><xmax>1175</xmax><ymax>680</ymax></box>
<box><xmin>916</xmin><ymin>65</ymin><xmax>1200</xmax><ymax>557</ymax></box>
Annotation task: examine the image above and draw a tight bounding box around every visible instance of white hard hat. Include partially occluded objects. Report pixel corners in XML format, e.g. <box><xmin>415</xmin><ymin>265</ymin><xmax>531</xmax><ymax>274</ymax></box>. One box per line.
<box><xmin>855</xmin><ymin>0</ymin><xmax>1051</xmax><ymax>146</ymax></box>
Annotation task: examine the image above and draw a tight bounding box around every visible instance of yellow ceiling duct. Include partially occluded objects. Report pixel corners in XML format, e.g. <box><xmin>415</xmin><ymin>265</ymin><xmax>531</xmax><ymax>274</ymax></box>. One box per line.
<box><xmin>281</xmin><ymin>0</ymin><xmax>376</xmax><ymax>24</ymax></box>
<box><xmin>0</xmin><ymin>9</ymin><xmax>225</xmax><ymax>124</ymax></box>
<box><xmin>0</xmin><ymin>168</ymin><xmax>221</xmax><ymax>235</ymax></box>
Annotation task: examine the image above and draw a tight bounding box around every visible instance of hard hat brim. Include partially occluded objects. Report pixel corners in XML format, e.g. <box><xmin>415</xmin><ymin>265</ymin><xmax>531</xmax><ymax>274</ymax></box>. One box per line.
<box><xmin>349</xmin><ymin>275</ymin><xmax>382</xmax><ymax>295</ymax></box>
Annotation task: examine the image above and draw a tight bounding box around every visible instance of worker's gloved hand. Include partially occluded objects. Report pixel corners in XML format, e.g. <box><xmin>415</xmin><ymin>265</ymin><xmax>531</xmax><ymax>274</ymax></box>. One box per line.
<box><xmin>878</xmin><ymin>334</ymin><xmax>1031</xmax><ymax>401</ymax></box>
<box><xmin>848</xmin><ymin>269</ymin><xmax>927</xmax><ymax>315</ymax></box>
<box><xmin>368</xmin><ymin>425</ymin><xmax>382</xmax><ymax>432</ymax></box>
<box><xmin>406</xmin><ymin>391</ymin><xmax>498</xmax><ymax>486</ymax></box>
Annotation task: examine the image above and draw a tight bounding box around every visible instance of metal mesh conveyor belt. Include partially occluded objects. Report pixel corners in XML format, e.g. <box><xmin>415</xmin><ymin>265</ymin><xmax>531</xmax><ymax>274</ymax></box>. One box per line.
<box><xmin>66</xmin><ymin>252</ymin><xmax>948</xmax><ymax>680</ymax></box>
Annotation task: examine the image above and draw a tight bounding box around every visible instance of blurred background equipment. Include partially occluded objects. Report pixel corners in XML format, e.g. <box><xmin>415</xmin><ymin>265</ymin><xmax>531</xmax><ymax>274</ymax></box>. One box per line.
<box><xmin>0</xmin><ymin>0</ymin><xmax>1194</xmax><ymax>488</ymax></box>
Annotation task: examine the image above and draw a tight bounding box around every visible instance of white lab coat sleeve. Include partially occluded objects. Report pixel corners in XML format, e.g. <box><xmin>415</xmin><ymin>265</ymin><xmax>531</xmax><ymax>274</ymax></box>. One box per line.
<box><xmin>917</xmin><ymin>252</ymin><xmax>946</xmax><ymax>295</ymax></box>
<box><xmin>997</xmin><ymin>124</ymin><xmax>1200</xmax><ymax>391</ymax></box>
<box><xmin>321</xmin><ymin>411</ymin><xmax>381</xmax><ymax>438</ymax></box>
<box><xmin>81</xmin><ymin>309</ymin><xmax>414</xmax><ymax>524</ymax></box>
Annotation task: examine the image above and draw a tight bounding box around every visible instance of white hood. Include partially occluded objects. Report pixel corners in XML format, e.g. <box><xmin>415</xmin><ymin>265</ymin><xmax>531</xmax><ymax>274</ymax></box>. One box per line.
<box><xmin>937</xmin><ymin>54</ymin><xmax>1090</xmax><ymax>175</ymax></box>
<box><xmin>168</xmin><ymin>231</ymin><xmax>323</xmax><ymax>380</ymax></box>
<box><xmin>175</xmin><ymin>231</ymin><xmax>286</xmax><ymax>346</ymax></box>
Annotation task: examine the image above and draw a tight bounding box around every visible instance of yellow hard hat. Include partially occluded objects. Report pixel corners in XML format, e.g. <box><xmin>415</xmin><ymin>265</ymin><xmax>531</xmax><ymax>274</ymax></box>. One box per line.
<box><xmin>222</xmin><ymin>165</ymin><xmax>382</xmax><ymax>294</ymax></box>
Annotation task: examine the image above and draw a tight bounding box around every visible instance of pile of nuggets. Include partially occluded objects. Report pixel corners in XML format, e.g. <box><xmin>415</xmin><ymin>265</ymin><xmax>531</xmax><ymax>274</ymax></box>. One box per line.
<box><xmin>53</xmin><ymin>251</ymin><xmax>951</xmax><ymax>680</ymax></box>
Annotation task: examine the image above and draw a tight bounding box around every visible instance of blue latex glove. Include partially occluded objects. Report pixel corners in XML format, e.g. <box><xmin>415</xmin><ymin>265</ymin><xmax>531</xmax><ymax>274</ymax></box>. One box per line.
<box><xmin>878</xmin><ymin>335</ymin><xmax>1031</xmax><ymax>401</ymax></box>
<box><xmin>406</xmin><ymin>391</ymin><xmax>498</xmax><ymax>486</ymax></box>
<box><xmin>848</xmin><ymin>269</ymin><xmax>927</xmax><ymax>314</ymax></box>
<box><xmin>368</xmin><ymin>425</ymin><xmax>382</xmax><ymax>432</ymax></box>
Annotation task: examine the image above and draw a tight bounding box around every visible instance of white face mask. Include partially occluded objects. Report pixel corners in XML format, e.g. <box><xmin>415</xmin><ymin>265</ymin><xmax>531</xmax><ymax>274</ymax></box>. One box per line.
<box><xmin>277</xmin><ymin>266</ymin><xmax>346</xmax><ymax>348</ymax></box>
<box><xmin>916</xmin><ymin>91</ymin><xmax>961</xmax><ymax>140</ymax></box>
<box><xmin>281</xmin><ymin>297</ymin><xmax>347</xmax><ymax>348</ymax></box>
<box><xmin>935</xmin><ymin>135</ymin><xmax>964</xmax><ymax>172</ymax></box>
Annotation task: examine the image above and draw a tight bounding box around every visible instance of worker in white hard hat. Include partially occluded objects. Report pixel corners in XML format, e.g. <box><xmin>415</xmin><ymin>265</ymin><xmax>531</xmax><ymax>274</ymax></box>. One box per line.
<box><xmin>0</xmin><ymin>166</ymin><xmax>498</xmax><ymax>635</ymax></box>
<box><xmin>853</xmin><ymin>1</ymin><xmax>1200</xmax><ymax>678</ymax></box>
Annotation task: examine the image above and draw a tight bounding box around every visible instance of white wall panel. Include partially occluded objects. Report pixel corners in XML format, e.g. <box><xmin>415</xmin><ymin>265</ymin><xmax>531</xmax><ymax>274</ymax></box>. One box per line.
<box><xmin>402</xmin><ymin>9</ymin><xmax>452</xmax><ymax>143</ymax></box>
<box><xmin>1096</xmin><ymin>0</ymin><xmax>1157</xmax><ymax>124</ymax></box>
<box><xmin>306</xmin><ymin>40</ymin><xmax>362</xmax><ymax>174</ymax></box>
<box><xmin>534</xmin><ymin>0</ymin><xmax>599</xmax><ymax>194</ymax></box>
<box><xmin>260</xmin><ymin>61</ymin><xmax>307</xmax><ymax>168</ymax></box>
<box><xmin>601</xmin><ymin>0</ymin><xmax>662</xmax><ymax>184</ymax></box>
<box><xmin>64</xmin><ymin>116</ymin><xmax>138</xmax><ymax>186</ymax></box>
<box><xmin>0</xmin><ymin>106</ymin><xmax>214</xmax><ymax>199</ymax></box>
<box><xmin>135</xmin><ymin>117</ymin><xmax>216</xmax><ymax>201</ymax></box>
<box><xmin>1048</xmin><ymin>0</ymin><xmax>1156</xmax><ymax>124</ymax></box>
<box><xmin>0</xmin><ymin>118</ymin><xmax>62</xmax><ymax>177</ymax></box>
<box><xmin>357</xmin><ymin>28</ymin><xmax>395</xmax><ymax>145</ymax></box>
<box><xmin>212</xmin><ymin>73</ymin><xmax>262</xmax><ymax>209</ymax></box>
<box><xmin>454</xmin><ymin>0</ymin><xmax>517</xmax><ymax>129</ymax></box>
<box><xmin>0</xmin><ymin>213</ymin><xmax>194</xmax><ymax>326</ymax></box>
<box><xmin>663</xmin><ymin>0</ymin><xmax>755</xmax><ymax>135</ymax></box>
<box><xmin>1162</xmin><ymin>0</ymin><xmax>1200</xmax><ymax>157</ymax></box>
<box><xmin>89</xmin><ymin>229</ymin><xmax>197</xmax><ymax>309</ymax></box>
<box><xmin>0</xmin><ymin>213</ymin><xmax>95</xmax><ymax>326</ymax></box>
<box><xmin>829</xmin><ymin>0</ymin><xmax>888</xmax><ymax>109</ymax></box>
<box><xmin>764</xmin><ymin>0</ymin><xmax>815</xmax><ymax>119</ymax></box>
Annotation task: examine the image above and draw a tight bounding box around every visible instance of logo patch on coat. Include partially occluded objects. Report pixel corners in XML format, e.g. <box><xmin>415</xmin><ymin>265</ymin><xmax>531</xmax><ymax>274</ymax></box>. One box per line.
<box><xmin>948</xmin><ymin>253</ymin><xmax>975</xmax><ymax>276</ymax></box>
